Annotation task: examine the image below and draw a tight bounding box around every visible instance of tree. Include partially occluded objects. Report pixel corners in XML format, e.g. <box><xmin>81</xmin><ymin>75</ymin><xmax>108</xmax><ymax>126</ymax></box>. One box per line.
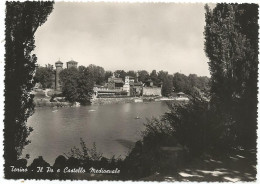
<box><xmin>59</xmin><ymin>66</ymin><xmax>94</xmax><ymax>104</ymax></box>
<box><xmin>137</xmin><ymin>70</ymin><xmax>149</xmax><ymax>83</ymax></box>
<box><xmin>150</xmin><ymin>70</ymin><xmax>158</xmax><ymax>86</ymax></box>
<box><xmin>59</xmin><ymin>68</ymin><xmax>79</xmax><ymax>102</ymax></box>
<box><xmin>157</xmin><ymin>70</ymin><xmax>168</xmax><ymax>83</ymax></box>
<box><xmin>77</xmin><ymin>66</ymin><xmax>94</xmax><ymax>105</ymax></box>
<box><xmin>187</xmin><ymin>74</ymin><xmax>210</xmax><ymax>95</ymax></box>
<box><xmin>123</xmin><ymin>97</ymin><xmax>219</xmax><ymax>179</ymax></box>
<box><xmin>34</xmin><ymin>64</ymin><xmax>54</xmax><ymax>88</ymax></box>
<box><xmin>161</xmin><ymin>75</ymin><xmax>173</xmax><ymax>97</ymax></box>
<box><xmin>126</xmin><ymin>70</ymin><xmax>136</xmax><ymax>77</ymax></box>
<box><xmin>86</xmin><ymin>64</ymin><xmax>105</xmax><ymax>85</ymax></box>
<box><xmin>172</xmin><ymin>73</ymin><xmax>190</xmax><ymax>93</ymax></box>
<box><xmin>4</xmin><ymin>1</ymin><xmax>54</xmax><ymax>176</ymax></box>
<box><xmin>126</xmin><ymin>70</ymin><xmax>137</xmax><ymax>82</ymax></box>
<box><xmin>161</xmin><ymin>97</ymin><xmax>222</xmax><ymax>156</ymax></box>
<box><xmin>194</xmin><ymin>76</ymin><xmax>210</xmax><ymax>94</ymax></box>
<box><xmin>105</xmin><ymin>70</ymin><xmax>113</xmax><ymax>82</ymax></box>
<box><xmin>172</xmin><ymin>72</ymin><xmax>210</xmax><ymax>96</ymax></box>
<box><xmin>114</xmin><ymin>70</ymin><xmax>127</xmax><ymax>80</ymax></box>
<box><xmin>204</xmin><ymin>4</ymin><xmax>258</xmax><ymax>147</ymax></box>
<box><xmin>188</xmin><ymin>74</ymin><xmax>199</xmax><ymax>88</ymax></box>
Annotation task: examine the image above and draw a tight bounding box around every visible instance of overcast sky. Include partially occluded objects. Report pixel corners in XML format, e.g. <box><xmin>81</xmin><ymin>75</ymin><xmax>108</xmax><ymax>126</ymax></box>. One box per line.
<box><xmin>34</xmin><ymin>2</ymin><xmax>213</xmax><ymax>76</ymax></box>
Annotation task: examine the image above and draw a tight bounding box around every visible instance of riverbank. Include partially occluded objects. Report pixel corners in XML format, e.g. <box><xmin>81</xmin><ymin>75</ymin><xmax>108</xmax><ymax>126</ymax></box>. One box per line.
<box><xmin>91</xmin><ymin>96</ymin><xmax>189</xmax><ymax>105</ymax></box>
<box><xmin>33</xmin><ymin>89</ymin><xmax>79</xmax><ymax>107</ymax></box>
<box><xmin>34</xmin><ymin>99</ymin><xmax>75</xmax><ymax>107</ymax></box>
<box><xmin>34</xmin><ymin>96</ymin><xmax>188</xmax><ymax>107</ymax></box>
<box><xmin>33</xmin><ymin>89</ymin><xmax>188</xmax><ymax>107</ymax></box>
<box><xmin>91</xmin><ymin>97</ymin><xmax>139</xmax><ymax>105</ymax></box>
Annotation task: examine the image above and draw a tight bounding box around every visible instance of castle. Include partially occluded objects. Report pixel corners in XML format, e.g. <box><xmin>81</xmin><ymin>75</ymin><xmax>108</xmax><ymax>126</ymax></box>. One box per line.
<box><xmin>53</xmin><ymin>59</ymin><xmax>162</xmax><ymax>97</ymax></box>
<box><xmin>93</xmin><ymin>74</ymin><xmax>162</xmax><ymax>98</ymax></box>
<box><xmin>54</xmin><ymin>60</ymin><xmax>78</xmax><ymax>90</ymax></box>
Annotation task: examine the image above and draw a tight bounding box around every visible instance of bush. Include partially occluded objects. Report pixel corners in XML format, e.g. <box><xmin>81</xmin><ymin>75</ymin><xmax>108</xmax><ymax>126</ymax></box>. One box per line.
<box><xmin>63</xmin><ymin>138</ymin><xmax>124</xmax><ymax>175</ymax></box>
<box><xmin>121</xmin><ymin>118</ymin><xmax>180</xmax><ymax>179</ymax></box>
<box><xmin>163</xmin><ymin>98</ymin><xmax>211</xmax><ymax>156</ymax></box>
<box><xmin>121</xmin><ymin>96</ymin><xmax>232</xmax><ymax>179</ymax></box>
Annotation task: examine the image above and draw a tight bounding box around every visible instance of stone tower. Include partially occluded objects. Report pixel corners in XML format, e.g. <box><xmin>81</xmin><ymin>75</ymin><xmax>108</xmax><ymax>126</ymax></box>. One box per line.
<box><xmin>124</xmin><ymin>76</ymin><xmax>130</xmax><ymax>96</ymax></box>
<box><xmin>66</xmin><ymin>60</ymin><xmax>78</xmax><ymax>69</ymax></box>
<box><xmin>55</xmin><ymin>60</ymin><xmax>63</xmax><ymax>91</ymax></box>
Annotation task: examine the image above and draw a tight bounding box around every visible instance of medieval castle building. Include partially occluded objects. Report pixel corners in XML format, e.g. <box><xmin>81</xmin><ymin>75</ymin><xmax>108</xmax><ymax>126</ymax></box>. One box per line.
<box><xmin>53</xmin><ymin>59</ymin><xmax>161</xmax><ymax>97</ymax></box>
<box><xmin>54</xmin><ymin>60</ymin><xmax>78</xmax><ymax>90</ymax></box>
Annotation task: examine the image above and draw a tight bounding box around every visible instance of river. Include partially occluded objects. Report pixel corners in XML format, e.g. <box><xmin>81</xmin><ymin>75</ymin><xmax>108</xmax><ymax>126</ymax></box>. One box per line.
<box><xmin>22</xmin><ymin>101</ymin><xmax>169</xmax><ymax>165</ymax></box>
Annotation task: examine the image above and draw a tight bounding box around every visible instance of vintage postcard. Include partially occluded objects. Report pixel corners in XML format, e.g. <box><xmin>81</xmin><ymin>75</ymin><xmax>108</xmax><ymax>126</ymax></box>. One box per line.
<box><xmin>1</xmin><ymin>0</ymin><xmax>259</xmax><ymax>183</ymax></box>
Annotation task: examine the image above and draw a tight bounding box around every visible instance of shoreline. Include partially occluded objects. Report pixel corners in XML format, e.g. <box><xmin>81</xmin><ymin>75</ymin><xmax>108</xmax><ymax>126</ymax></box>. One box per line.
<box><xmin>34</xmin><ymin>96</ymin><xmax>188</xmax><ymax>107</ymax></box>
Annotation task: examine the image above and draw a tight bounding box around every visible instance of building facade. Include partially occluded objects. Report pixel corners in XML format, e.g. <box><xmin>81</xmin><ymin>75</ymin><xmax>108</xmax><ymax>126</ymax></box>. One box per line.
<box><xmin>93</xmin><ymin>75</ymin><xmax>162</xmax><ymax>98</ymax></box>
<box><xmin>53</xmin><ymin>61</ymin><xmax>162</xmax><ymax>97</ymax></box>
<box><xmin>123</xmin><ymin>76</ymin><xmax>135</xmax><ymax>96</ymax></box>
<box><xmin>142</xmin><ymin>87</ymin><xmax>162</xmax><ymax>96</ymax></box>
<box><xmin>67</xmin><ymin>60</ymin><xmax>78</xmax><ymax>69</ymax></box>
<box><xmin>55</xmin><ymin>60</ymin><xmax>63</xmax><ymax>91</ymax></box>
<box><xmin>107</xmin><ymin>75</ymin><xmax>124</xmax><ymax>90</ymax></box>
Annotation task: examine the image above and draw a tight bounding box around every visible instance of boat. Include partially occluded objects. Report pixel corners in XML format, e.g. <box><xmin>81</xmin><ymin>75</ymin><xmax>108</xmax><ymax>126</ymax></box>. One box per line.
<box><xmin>134</xmin><ymin>99</ymin><xmax>143</xmax><ymax>103</ymax></box>
<box><xmin>135</xmin><ymin>116</ymin><xmax>141</xmax><ymax>119</ymax></box>
<box><xmin>75</xmin><ymin>102</ymin><xmax>80</xmax><ymax>107</ymax></box>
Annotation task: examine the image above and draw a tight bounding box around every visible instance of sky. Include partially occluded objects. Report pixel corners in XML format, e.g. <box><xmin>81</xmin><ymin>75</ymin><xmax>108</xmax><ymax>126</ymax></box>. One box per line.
<box><xmin>33</xmin><ymin>2</ymin><xmax>213</xmax><ymax>77</ymax></box>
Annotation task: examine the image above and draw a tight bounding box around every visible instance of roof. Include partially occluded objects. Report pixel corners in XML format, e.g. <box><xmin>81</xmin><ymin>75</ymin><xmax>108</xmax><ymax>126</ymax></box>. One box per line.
<box><xmin>67</xmin><ymin>60</ymin><xmax>78</xmax><ymax>64</ymax></box>
<box><xmin>109</xmin><ymin>77</ymin><xmax>124</xmax><ymax>83</ymax></box>
<box><xmin>114</xmin><ymin>79</ymin><xmax>124</xmax><ymax>83</ymax></box>
<box><xmin>126</xmin><ymin>76</ymin><xmax>135</xmax><ymax>79</ymax></box>
<box><xmin>108</xmin><ymin>76</ymin><xmax>124</xmax><ymax>83</ymax></box>
<box><xmin>55</xmin><ymin>60</ymin><xmax>63</xmax><ymax>64</ymax></box>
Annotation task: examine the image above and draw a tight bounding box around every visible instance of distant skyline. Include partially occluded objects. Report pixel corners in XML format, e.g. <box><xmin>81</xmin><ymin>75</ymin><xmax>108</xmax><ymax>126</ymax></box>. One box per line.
<box><xmin>33</xmin><ymin>2</ymin><xmax>213</xmax><ymax>77</ymax></box>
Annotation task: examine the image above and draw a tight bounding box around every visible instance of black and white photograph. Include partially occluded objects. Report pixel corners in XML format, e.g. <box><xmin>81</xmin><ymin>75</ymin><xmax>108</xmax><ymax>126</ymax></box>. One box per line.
<box><xmin>1</xmin><ymin>0</ymin><xmax>259</xmax><ymax>182</ymax></box>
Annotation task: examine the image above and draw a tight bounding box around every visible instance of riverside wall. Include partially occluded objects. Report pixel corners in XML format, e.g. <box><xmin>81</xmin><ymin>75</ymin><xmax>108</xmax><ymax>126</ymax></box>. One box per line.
<box><xmin>91</xmin><ymin>97</ymin><xmax>139</xmax><ymax>105</ymax></box>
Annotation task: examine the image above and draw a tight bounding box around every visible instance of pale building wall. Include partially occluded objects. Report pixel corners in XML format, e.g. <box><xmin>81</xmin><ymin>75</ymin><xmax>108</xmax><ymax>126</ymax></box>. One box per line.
<box><xmin>143</xmin><ymin>87</ymin><xmax>162</xmax><ymax>96</ymax></box>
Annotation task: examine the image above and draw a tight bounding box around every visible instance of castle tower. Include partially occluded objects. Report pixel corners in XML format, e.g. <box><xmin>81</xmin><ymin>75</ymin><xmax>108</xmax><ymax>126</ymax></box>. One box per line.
<box><xmin>123</xmin><ymin>76</ymin><xmax>131</xmax><ymax>96</ymax></box>
<box><xmin>55</xmin><ymin>60</ymin><xmax>63</xmax><ymax>91</ymax></box>
<box><xmin>125</xmin><ymin>76</ymin><xmax>130</xmax><ymax>85</ymax></box>
<box><xmin>66</xmin><ymin>60</ymin><xmax>78</xmax><ymax>69</ymax></box>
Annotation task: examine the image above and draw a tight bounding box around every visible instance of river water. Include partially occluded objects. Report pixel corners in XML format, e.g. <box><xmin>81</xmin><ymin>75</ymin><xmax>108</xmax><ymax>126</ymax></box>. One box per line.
<box><xmin>22</xmin><ymin>101</ymin><xmax>169</xmax><ymax>165</ymax></box>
